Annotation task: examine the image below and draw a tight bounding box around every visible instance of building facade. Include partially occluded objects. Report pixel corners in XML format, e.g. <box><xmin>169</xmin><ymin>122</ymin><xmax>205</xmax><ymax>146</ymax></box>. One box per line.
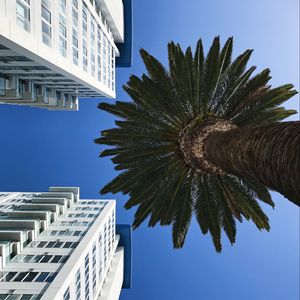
<box><xmin>0</xmin><ymin>187</ymin><xmax>131</xmax><ymax>300</ymax></box>
<box><xmin>0</xmin><ymin>0</ymin><xmax>132</xmax><ymax>111</ymax></box>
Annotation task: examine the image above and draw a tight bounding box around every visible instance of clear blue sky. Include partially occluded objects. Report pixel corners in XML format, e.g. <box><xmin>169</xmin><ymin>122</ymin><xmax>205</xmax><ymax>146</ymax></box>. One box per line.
<box><xmin>0</xmin><ymin>0</ymin><xmax>299</xmax><ymax>299</ymax></box>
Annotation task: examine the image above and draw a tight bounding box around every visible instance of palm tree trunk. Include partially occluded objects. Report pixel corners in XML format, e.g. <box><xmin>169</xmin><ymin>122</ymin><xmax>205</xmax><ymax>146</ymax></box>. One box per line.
<box><xmin>203</xmin><ymin>121</ymin><xmax>300</xmax><ymax>206</ymax></box>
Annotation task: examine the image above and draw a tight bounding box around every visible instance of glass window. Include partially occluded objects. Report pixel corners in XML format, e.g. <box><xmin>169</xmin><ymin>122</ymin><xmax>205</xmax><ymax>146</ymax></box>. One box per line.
<box><xmin>51</xmin><ymin>255</ymin><xmax>62</xmax><ymax>263</ymax></box>
<box><xmin>53</xmin><ymin>241</ymin><xmax>63</xmax><ymax>248</ymax></box>
<box><xmin>63</xmin><ymin>287</ymin><xmax>70</xmax><ymax>300</ymax></box>
<box><xmin>41</xmin><ymin>5</ymin><xmax>51</xmax><ymax>23</ymax></box>
<box><xmin>75</xmin><ymin>269</ymin><xmax>81</xmax><ymax>300</ymax></box>
<box><xmin>41</xmin><ymin>0</ymin><xmax>51</xmax><ymax>47</ymax></box>
<box><xmin>45</xmin><ymin>272</ymin><xmax>58</xmax><ymax>282</ymax></box>
<box><xmin>0</xmin><ymin>272</ymin><xmax>17</xmax><ymax>282</ymax></box>
<box><xmin>40</xmin><ymin>255</ymin><xmax>52</xmax><ymax>263</ymax></box>
<box><xmin>59</xmin><ymin>5</ymin><xmax>67</xmax><ymax>57</ymax></box>
<box><xmin>38</xmin><ymin>241</ymin><xmax>48</xmax><ymax>247</ymax></box>
<box><xmin>59</xmin><ymin>0</ymin><xmax>66</xmax><ymax>14</ymax></box>
<box><xmin>92</xmin><ymin>243</ymin><xmax>97</xmax><ymax>291</ymax></box>
<box><xmin>16</xmin><ymin>0</ymin><xmax>31</xmax><ymax>32</ymax></box>
<box><xmin>23</xmin><ymin>272</ymin><xmax>38</xmax><ymax>282</ymax></box>
<box><xmin>63</xmin><ymin>242</ymin><xmax>72</xmax><ymax>248</ymax></box>
<box><xmin>13</xmin><ymin>272</ymin><xmax>28</xmax><ymax>282</ymax></box>
<box><xmin>48</xmin><ymin>241</ymin><xmax>56</xmax><ymax>247</ymax></box>
<box><xmin>84</xmin><ymin>254</ymin><xmax>90</xmax><ymax>299</ymax></box>
<box><xmin>35</xmin><ymin>272</ymin><xmax>49</xmax><ymax>282</ymax></box>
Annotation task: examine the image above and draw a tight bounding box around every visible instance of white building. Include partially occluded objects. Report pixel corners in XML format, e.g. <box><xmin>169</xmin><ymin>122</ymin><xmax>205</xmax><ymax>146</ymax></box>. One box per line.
<box><xmin>0</xmin><ymin>187</ymin><xmax>132</xmax><ymax>300</ymax></box>
<box><xmin>0</xmin><ymin>0</ymin><xmax>132</xmax><ymax>111</ymax></box>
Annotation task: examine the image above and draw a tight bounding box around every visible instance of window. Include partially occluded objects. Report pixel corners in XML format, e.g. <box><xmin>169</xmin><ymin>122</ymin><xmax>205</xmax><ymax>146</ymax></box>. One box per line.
<box><xmin>82</xmin><ymin>5</ymin><xmax>88</xmax><ymax>37</ymax></box>
<box><xmin>72</xmin><ymin>31</ymin><xmax>79</xmax><ymax>65</ymax></box>
<box><xmin>23</xmin><ymin>272</ymin><xmax>38</xmax><ymax>282</ymax></box>
<box><xmin>102</xmin><ymin>34</ymin><xmax>107</xmax><ymax>86</ymax></box>
<box><xmin>111</xmin><ymin>48</ymin><xmax>115</xmax><ymax>91</ymax></box>
<box><xmin>1</xmin><ymin>271</ymin><xmax>51</xmax><ymax>284</ymax></box>
<box><xmin>72</xmin><ymin>0</ymin><xmax>79</xmax><ymax>65</ymax></box>
<box><xmin>59</xmin><ymin>0</ymin><xmax>66</xmax><ymax>14</ymax></box>
<box><xmin>0</xmin><ymin>272</ymin><xmax>17</xmax><ymax>282</ymax></box>
<box><xmin>41</xmin><ymin>1</ymin><xmax>51</xmax><ymax>46</ymax></box>
<box><xmin>98</xmin><ymin>233</ymin><xmax>103</xmax><ymax>278</ymax></box>
<box><xmin>0</xmin><ymin>295</ymin><xmax>41</xmax><ymax>300</ymax></box>
<box><xmin>14</xmin><ymin>272</ymin><xmax>30</xmax><ymax>282</ymax></box>
<box><xmin>83</xmin><ymin>40</ymin><xmax>88</xmax><ymax>72</ymax></box>
<box><xmin>40</xmin><ymin>255</ymin><xmax>52</xmax><ymax>263</ymax></box>
<box><xmin>90</xmin><ymin>18</ymin><xmax>96</xmax><ymax>77</ymax></box>
<box><xmin>35</xmin><ymin>272</ymin><xmax>58</xmax><ymax>282</ymax></box>
<box><xmin>63</xmin><ymin>287</ymin><xmax>70</xmax><ymax>300</ymax></box>
<box><xmin>59</xmin><ymin>0</ymin><xmax>67</xmax><ymax>57</ymax></box>
<box><xmin>16</xmin><ymin>0</ymin><xmax>31</xmax><ymax>32</ymax></box>
<box><xmin>75</xmin><ymin>269</ymin><xmax>81</xmax><ymax>300</ymax></box>
<box><xmin>92</xmin><ymin>243</ymin><xmax>97</xmax><ymax>292</ymax></box>
<box><xmin>84</xmin><ymin>254</ymin><xmax>90</xmax><ymax>299</ymax></box>
<box><xmin>59</xmin><ymin>23</ymin><xmax>67</xmax><ymax>57</ymax></box>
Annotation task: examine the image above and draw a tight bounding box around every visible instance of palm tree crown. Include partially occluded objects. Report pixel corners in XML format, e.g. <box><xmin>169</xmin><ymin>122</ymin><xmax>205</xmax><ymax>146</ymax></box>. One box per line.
<box><xmin>95</xmin><ymin>37</ymin><xmax>298</xmax><ymax>252</ymax></box>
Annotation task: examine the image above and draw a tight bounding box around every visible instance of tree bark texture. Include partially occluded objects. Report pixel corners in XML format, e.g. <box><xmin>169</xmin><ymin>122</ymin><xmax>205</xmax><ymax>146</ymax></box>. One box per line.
<box><xmin>204</xmin><ymin>121</ymin><xmax>300</xmax><ymax>206</ymax></box>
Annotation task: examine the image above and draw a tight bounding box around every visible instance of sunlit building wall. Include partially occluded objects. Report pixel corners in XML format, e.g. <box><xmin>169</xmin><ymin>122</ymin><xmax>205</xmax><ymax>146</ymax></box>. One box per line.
<box><xmin>0</xmin><ymin>0</ymin><xmax>132</xmax><ymax>111</ymax></box>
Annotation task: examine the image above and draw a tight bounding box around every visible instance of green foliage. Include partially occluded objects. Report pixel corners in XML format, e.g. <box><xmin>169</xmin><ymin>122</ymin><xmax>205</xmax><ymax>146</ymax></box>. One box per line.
<box><xmin>96</xmin><ymin>37</ymin><xmax>297</xmax><ymax>252</ymax></box>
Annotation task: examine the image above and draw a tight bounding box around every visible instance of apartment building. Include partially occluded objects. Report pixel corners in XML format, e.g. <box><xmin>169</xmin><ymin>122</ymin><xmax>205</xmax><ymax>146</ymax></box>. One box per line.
<box><xmin>0</xmin><ymin>0</ymin><xmax>132</xmax><ymax>110</ymax></box>
<box><xmin>0</xmin><ymin>187</ymin><xmax>132</xmax><ymax>299</ymax></box>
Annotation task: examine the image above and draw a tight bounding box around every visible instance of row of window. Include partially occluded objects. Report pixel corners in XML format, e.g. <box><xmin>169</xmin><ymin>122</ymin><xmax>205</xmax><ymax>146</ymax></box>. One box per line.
<box><xmin>74</xmin><ymin>206</ymin><xmax>102</xmax><ymax>211</ymax></box>
<box><xmin>11</xmin><ymin>254</ymin><xmax>69</xmax><ymax>264</ymax></box>
<box><xmin>84</xmin><ymin>254</ymin><xmax>90</xmax><ymax>300</ymax></box>
<box><xmin>42</xmin><ymin>230</ymin><xmax>85</xmax><ymax>237</ymax></box>
<box><xmin>53</xmin><ymin>220</ymin><xmax>91</xmax><ymax>226</ymax></box>
<box><xmin>29</xmin><ymin>240</ymin><xmax>79</xmax><ymax>249</ymax></box>
<box><xmin>67</xmin><ymin>212</ymin><xmax>98</xmax><ymax>218</ymax></box>
<box><xmin>0</xmin><ymin>294</ymin><xmax>40</xmax><ymax>300</ymax></box>
<box><xmin>79</xmin><ymin>200</ymin><xmax>107</xmax><ymax>206</ymax></box>
<box><xmin>0</xmin><ymin>271</ymin><xmax>57</xmax><ymax>283</ymax></box>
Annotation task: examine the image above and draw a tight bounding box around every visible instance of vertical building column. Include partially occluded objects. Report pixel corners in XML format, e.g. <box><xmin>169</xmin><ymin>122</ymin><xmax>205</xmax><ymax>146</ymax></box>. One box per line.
<box><xmin>4</xmin><ymin>0</ymin><xmax>16</xmax><ymax>22</ymax></box>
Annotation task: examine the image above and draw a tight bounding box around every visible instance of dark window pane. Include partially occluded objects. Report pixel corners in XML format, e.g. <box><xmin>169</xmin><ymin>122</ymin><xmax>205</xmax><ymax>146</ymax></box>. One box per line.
<box><xmin>60</xmin><ymin>256</ymin><xmax>69</xmax><ymax>263</ymax></box>
<box><xmin>72</xmin><ymin>242</ymin><xmax>79</xmax><ymax>248</ymax></box>
<box><xmin>38</xmin><ymin>241</ymin><xmax>47</xmax><ymax>247</ymax></box>
<box><xmin>63</xmin><ymin>242</ymin><xmax>72</xmax><ymax>248</ymax></box>
<box><xmin>45</xmin><ymin>272</ymin><xmax>58</xmax><ymax>282</ymax></box>
<box><xmin>20</xmin><ymin>295</ymin><xmax>35</xmax><ymax>300</ymax></box>
<box><xmin>13</xmin><ymin>272</ymin><xmax>28</xmax><ymax>282</ymax></box>
<box><xmin>40</xmin><ymin>255</ymin><xmax>52</xmax><ymax>263</ymax></box>
<box><xmin>0</xmin><ymin>272</ymin><xmax>17</xmax><ymax>282</ymax></box>
<box><xmin>23</xmin><ymin>272</ymin><xmax>38</xmax><ymax>282</ymax></box>
<box><xmin>33</xmin><ymin>255</ymin><xmax>44</xmax><ymax>263</ymax></box>
<box><xmin>51</xmin><ymin>255</ymin><xmax>62</xmax><ymax>263</ymax></box>
<box><xmin>53</xmin><ymin>241</ymin><xmax>63</xmax><ymax>248</ymax></box>
<box><xmin>35</xmin><ymin>272</ymin><xmax>49</xmax><ymax>282</ymax></box>
<box><xmin>47</xmin><ymin>242</ymin><xmax>55</xmax><ymax>248</ymax></box>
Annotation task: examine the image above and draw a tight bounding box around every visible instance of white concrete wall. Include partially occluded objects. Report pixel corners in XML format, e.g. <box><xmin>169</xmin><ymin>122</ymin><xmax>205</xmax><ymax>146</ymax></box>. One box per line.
<box><xmin>0</xmin><ymin>188</ymin><xmax>123</xmax><ymax>300</ymax></box>
<box><xmin>0</xmin><ymin>0</ymin><xmax>122</xmax><ymax>100</ymax></box>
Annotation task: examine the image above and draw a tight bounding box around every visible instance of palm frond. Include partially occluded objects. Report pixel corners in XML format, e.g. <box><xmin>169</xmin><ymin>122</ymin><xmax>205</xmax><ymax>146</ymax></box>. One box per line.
<box><xmin>96</xmin><ymin>36</ymin><xmax>297</xmax><ymax>253</ymax></box>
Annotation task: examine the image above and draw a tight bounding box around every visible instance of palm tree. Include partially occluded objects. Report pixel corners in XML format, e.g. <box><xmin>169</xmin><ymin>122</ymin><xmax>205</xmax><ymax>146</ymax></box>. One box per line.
<box><xmin>95</xmin><ymin>37</ymin><xmax>299</xmax><ymax>252</ymax></box>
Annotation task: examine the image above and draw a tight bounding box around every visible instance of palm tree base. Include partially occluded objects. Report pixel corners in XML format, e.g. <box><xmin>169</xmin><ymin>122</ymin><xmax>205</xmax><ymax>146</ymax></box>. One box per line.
<box><xmin>179</xmin><ymin>116</ymin><xmax>237</xmax><ymax>174</ymax></box>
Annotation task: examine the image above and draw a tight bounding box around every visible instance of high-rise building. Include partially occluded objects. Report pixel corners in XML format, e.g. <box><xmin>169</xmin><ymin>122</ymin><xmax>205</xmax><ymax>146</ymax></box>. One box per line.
<box><xmin>0</xmin><ymin>187</ymin><xmax>132</xmax><ymax>300</ymax></box>
<box><xmin>0</xmin><ymin>0</ymin><xmax>132</xmax><ymax>111</ymax></box>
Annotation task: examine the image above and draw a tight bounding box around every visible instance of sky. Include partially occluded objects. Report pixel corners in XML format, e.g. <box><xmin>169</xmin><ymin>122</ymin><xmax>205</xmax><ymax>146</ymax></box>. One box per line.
<box><xmin>0</xmin><ymin>0</ymin><xmax>299</xmax><ymax>299</ymax></box>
